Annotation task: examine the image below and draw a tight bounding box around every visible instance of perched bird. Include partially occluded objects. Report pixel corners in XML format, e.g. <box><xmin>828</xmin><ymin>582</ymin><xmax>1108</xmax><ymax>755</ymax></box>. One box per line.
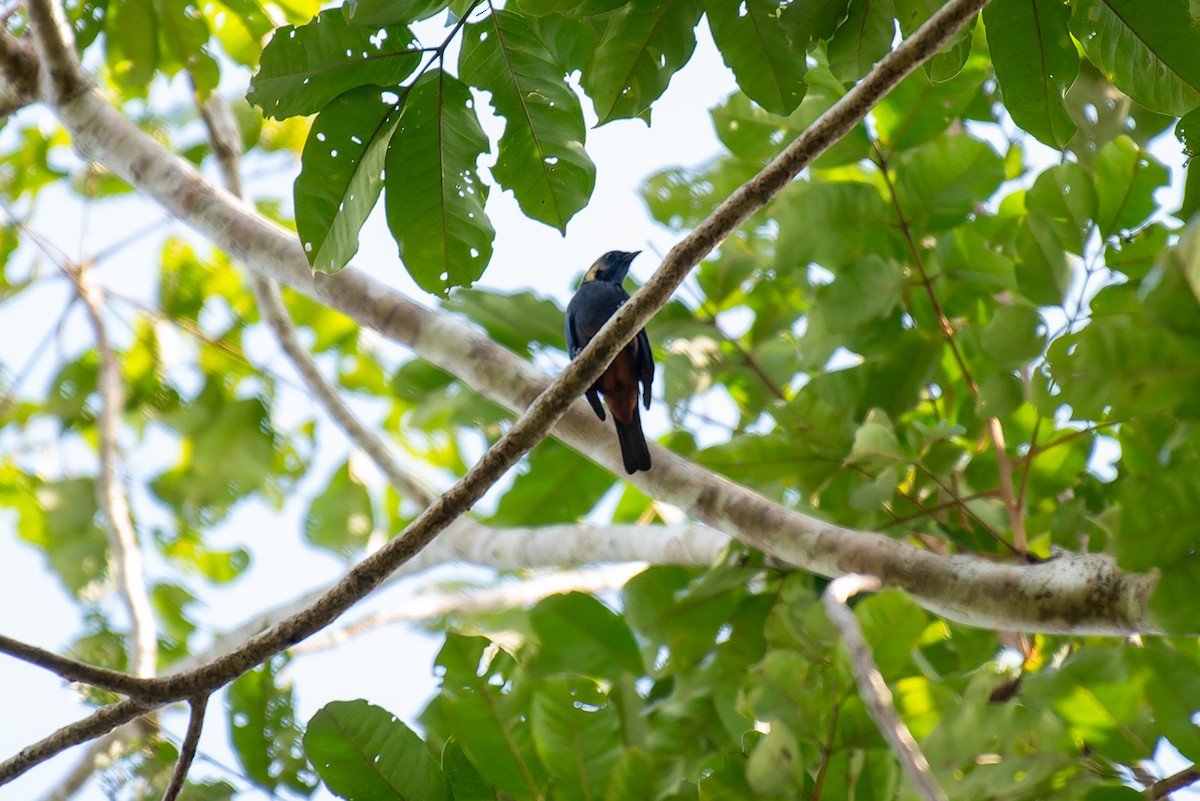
<box><xmin>565</xmin><ymin>250</ymin><xmax>655</xmax><ymax>474</ymax></box>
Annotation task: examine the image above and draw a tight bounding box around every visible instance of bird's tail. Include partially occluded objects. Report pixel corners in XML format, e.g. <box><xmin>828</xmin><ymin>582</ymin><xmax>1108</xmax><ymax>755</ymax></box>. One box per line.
<box><xmin>613</xmin><ymin>406</ymin><xmax>651</xmax><ymax>474</ymax></box>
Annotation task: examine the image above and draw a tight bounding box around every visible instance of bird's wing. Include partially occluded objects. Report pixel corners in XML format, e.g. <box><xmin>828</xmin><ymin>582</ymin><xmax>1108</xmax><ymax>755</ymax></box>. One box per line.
<box><xmin>636</xmin><ymin>328</ymin><xmax>654</xmax><ymax>409</ymax></box>
<box><xmin>565</xmin><ymin>303</ymin><xmax>582</xmax><ymax>358</ymax></box>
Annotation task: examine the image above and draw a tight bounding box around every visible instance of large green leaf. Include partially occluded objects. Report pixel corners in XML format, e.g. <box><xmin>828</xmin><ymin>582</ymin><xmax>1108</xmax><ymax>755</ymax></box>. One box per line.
<box><xmin>1070</xmin><ymin>0</ymin><xmax>1200</xmax><ymax>116</ymax></box>
<box><xmin>305</xmin><ymin>700</ymin><xmax>452</xmax><ymax>801</ymax></box>
<box><xmin>344</xmin><ymin>0</ymin><xmax>451</xmax><ymax>26</ymax></box>
<box><xmin>984</xmin><ymin>0</ymin><xmax>1078</xmax><ymax>148</ymax></box>
<box><xmin>384</xmin><ymin>69</ymin><xmax>495</xmax><ymax>295</ymax></box>
<box><xmin>530</xmin><ymin>676</ymin><xmax>622</xmax><ymax>801</ymax></box>
<box><xmin>1093</xmin><ymin>136</ymin><xmax>1169</xmax><ymax>237</ymax></box>
<box><xmin>296</xmin><ymin>87</ymin><xmax>400</xmax><ymax>273</ymax></box>
<box><xmin>582</xmin><ymin>0</ymin><xmax>705</xmax><ymax>124</ymax></box>
<box><xmin>443</xmin><ymin>288</ymin><xmax>567</xmax><ymax>358</ymax></box>
<box><xmin>895</xmin><ymin>134</ymin><xmax>1005</xmax><ymax>231</ymax></box>
<box><xmin>429</xmin><ymin>634</ymin><xmax>545</xmax><ymax>798</ymax></box>
<box><xmin>704</xmin><ymin>0</ymin><xmax>806</xmax><ymax>116</ymax></box>
<box><xmin>459</xmin><ymin>10</ymin><xmax>595</xmax><ymax>232</ymax></box>
<box><xmin>489</xmin><ymin>439</ymin><xmax>614</xmax><ymax>526</ymax></box>
<box><xmin>528</xmin><ymin>592</ymin><xmax>644</xmax><ymax>680</ymax></box>
<box><xmin>249</xmin><ymin>11</ymin><xmax>420</xmax><ymax>119</ymax></box>
<box><xmin>827</xmin><ymin>0</ymin><xmax>895</xmax><ymax>83</ymax></box>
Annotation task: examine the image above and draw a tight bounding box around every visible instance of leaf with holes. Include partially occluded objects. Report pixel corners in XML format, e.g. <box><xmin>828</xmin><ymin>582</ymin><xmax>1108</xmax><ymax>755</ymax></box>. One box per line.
<box><xmin>827</xmin><ymin>0</ymin><xmax>895</xmax><ymax>83</ymax></box>
<box><xmin>459</xmin><ymin>10</ymin><xmax>595</xmax><ymax>233</ymax></box>
<box><xmin>705</xmin><ymin>0</ymin><xmax>806</xmax><ymax>116</ymax></box>
<box><xmin>384</xmin><ymin>69</ymin><xmax>494</xmax><ymax>295</ymax></box>
<box><xmin>249</xmin><ymin>10</ymin><xmax>420</xmax><ymax>119</ymax></box>
<box><xmin>581</xmin><ymin>0</ymin><xmax>704</xmax><ymax>124</ymax></box>
<box><xmin>296</xmin><ymin>86</ymin><xmax>400</xmax><ymax>273</ymax></box>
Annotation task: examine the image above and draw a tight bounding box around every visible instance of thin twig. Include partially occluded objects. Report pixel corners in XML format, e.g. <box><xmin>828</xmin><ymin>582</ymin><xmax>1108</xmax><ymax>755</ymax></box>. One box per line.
<box><xmin>824</xmin><ymin>575</ymin><xmax>947</xmax><ymax>801</ymax></box>
<box><xmin>1145</xmin><ymin>764</ymin><xmax>1200</xmax><ymax>799</ymax></box>
<box><xmin>75</xmin><ymin>265</ymin><xmax>159</xmax><ymax>678</ymax></box>
<box><xmin>0</xmin><ymin>635</ymin><xmax>155</xmax><ymax>697</ymax></box>
<box><xmin>160</xmin><ymin>696</ymin><xmax>208</xmax><ymax>801</ymax></box>
<box><xmin>872</xmin><ymin>141</ymin><xmax>1028</xmax><ymax>554</ymax></box>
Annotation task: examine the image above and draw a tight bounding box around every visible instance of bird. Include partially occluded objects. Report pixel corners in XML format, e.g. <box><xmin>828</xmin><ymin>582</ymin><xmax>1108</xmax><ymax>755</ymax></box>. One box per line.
<box><xmin>565</xmin><ymin>250</ymin><xmax>655</xmax><ymax>474</ymax></box>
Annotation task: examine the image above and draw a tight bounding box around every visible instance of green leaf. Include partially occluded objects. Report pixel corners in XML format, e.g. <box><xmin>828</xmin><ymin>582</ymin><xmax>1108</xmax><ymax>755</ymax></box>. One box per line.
<box><xmin>304</xmin><ymin>460</ymin><xmax>375</xmax><ymax>556</ymax></box>
<box><xmin>896</xmin><ymin>135</ymin><xmax>1005</xmax><ymax>231</ymax></box>
<box><xmin>1093</xmin><ymin>136</ymin><xmax>1169</xmax><ymax>237</ymax></box>
<box><xmin>490</xmin><ymin>439</ymin><xmax>614</xmax><ymax>525</ymax></box>
<box><xmin>385</xmin><ymin>69</ymin><xmax>494</xmax><ymax>295</ymax></box>
<box><xmin>344</xmin><ymin>0</ymin><xmax>451</xmax><ymax>26</ymax></box>
<box><xmin>249</xmin><ymin>11</ymin><xmax>420</xmax><ymax>119</ymax></box>
<box><xmin>529</xmin><ymin>592</ymin><xmax>643</xmax><ymax>679</ymax></box>
<box><xmin>980</xmin><ymin>304</ymin><xmax>1045</xmax><ymax>368</ymax></box>
<box><xmin>1070</xmin><ymin>0</ymin><xmax>1200</xmax><ymax>116</ymax></box>
<box><xmin>745</xmin><ymin>720</ymin><xmax>803</xmax><ymax>794</ymax></box>
<box><xmin>854</xmin><ymin>589</ymin><xmax>927</xmax><ymax>679</ymax></box>
<box><xmin>430</xmin><ymin>634</ymin><xmax>545</xmax><ymax>798</ymax></box>
<box><xmin>439</xmin><ymin>739</ymin><xmax>493</xmax><ymax>801</ymax></box>
<box><xmin>873</xmin><ymin>56</ymin><xmax>987</xmax><ymax>150</ymax></box>
<box><xmin>582</xmin><ymin>0</ymin><xmax>705</xmax><ymax>124</ymax></box>
<box><xmin>1048</xmin><ymin>317</ymin><xmax>1200</xmax><ymax>419</ymax></box>
<box><xmin>229</xmin><ymin>657</ymin><xmax>317</xmax><ymax>795</ymax></box>
<box><xmin>530</xmin><ymin>676</ymin><xmax>622</xmax><ymax>801</ymax></box>
<box><xmin>459</xmin><ymin>10</ymin><xmax>595</xmax><ymax>232</ymax></box>
<box><xmin>812</xmin><ymin>255</ymin><xmax>905</xmax><ymax>333</ymax></box>
<box><xmin>705</xmin><ymin>0</ymin><xmax>806</xmax><ymax>116</ymax></box>
<box><xmin>443</xmin><ymin>287</ymin><xmax>567</xmax><ymax>357</ymax></box>
<box><xmin>1014</xmin><ymin>212</ymin><xmax>1071</xmax><ymax>306</ymax></box>
<box><xmin>106</xmin><ymin>0</ymin><xmax>159</xmax><ymax>93</ymax></box>
<box><xmin>305</xmin><ymin>700</ymin><xmax>452</xmax><ymax>801</ymax></box>
<box><xmin>159</xmin><ymin>0</ymin><xmax>219</xmax><ymax>95</ymax></box>
<box><xmin>827</xmin><ymin>0</ymin><xmax>895</xmax><ymax>83</ymax></box>
<box><xmin>296</xmin><ymin>87</ymin><xmax>400</xmax><ymax>273</ymax></box>
<box><xmin>1025</xmin><ymin>163</ymin><xmax>1098</xmax><ymax>254</ymax></box>
<box><xmin>12</xmin><ymin>476</ymin><xmax>109</xmax><ymax>597</ymax></box>
<box><xmin>984</xmin><ymin>0</ymin><xmax>1078</xmax><ymax>148</ymax></box>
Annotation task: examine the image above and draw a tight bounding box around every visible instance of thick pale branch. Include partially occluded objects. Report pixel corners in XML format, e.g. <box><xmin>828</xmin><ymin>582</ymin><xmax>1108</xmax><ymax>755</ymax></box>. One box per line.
<box><xmin>294</xmin><ymin>563</ymin><xmax>648</xmax><ymax>654</ymax></box>
<box><xmin>825</xmin><ymin>575</ymin><xmax>946</xmax><ymax>801</ymax></box>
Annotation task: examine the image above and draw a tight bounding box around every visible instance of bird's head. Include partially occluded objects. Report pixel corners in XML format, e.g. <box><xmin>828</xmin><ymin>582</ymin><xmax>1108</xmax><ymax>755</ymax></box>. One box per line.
<box><xmin>584</xmin><ymin>250</ymin><xmax>640</xmax><ymax>284</ymax></box>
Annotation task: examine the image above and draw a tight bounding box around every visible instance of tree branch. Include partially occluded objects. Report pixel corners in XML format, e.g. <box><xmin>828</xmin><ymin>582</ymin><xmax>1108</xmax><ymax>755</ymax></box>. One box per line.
<box><xmin>293</xmin><ymin>563</ymin><xmax>648</xmax><ymax>654</ymax></box>
<box><xmin>0</xmin><ymin>699</ymin><xmax>151</xmax><ymax>782</ymax></box>
<box><xmin>75</xmin><ymin>266</ymin><xmax>158</xmax><ymax>679</ymax></box>
<box><xmin>0</xmin><ymin>634</ymin><xmax>155</xmax><ymax>697</ymax></box>
<box><xmin>160</xmin><ymin>696</ymin><xmax>208</xmax><ymax>801</ymax></box>
<box><xmin>824</xmin><ymin>574</ymin><xmax>947</xmax><ymax>801</ymax></box>
<box><xmin>1145</xmin><ymin>764</ymin><xmax>1200</xmax><ymax>799</ymax></box>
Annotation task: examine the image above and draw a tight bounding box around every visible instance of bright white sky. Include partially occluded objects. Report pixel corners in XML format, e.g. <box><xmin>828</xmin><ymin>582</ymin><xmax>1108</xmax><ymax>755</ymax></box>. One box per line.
<box><xmin>0</xmin><ymin>12</ymin><xmax>1196</xmax><ymax>801</ymax></box>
